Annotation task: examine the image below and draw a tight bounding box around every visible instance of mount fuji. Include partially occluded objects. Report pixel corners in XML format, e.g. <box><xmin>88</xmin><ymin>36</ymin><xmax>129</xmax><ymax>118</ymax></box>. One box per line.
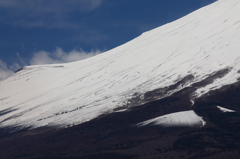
<box><xmin>1</xmin><ymin>0</ymin><xmax>240</xmax><ymax>158</ymax></box>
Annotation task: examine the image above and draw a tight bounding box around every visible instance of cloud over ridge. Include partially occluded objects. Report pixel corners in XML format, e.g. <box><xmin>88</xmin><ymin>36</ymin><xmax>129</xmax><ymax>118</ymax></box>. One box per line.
<box><xmin>0</xmin><ymin>47</ymin><xmax>102</xmax><ymax>80</ymax></box>
<box><xmin>30</xmin><ymin>47</ymin><xmax>102</xmax><ymax>65</ymax></box>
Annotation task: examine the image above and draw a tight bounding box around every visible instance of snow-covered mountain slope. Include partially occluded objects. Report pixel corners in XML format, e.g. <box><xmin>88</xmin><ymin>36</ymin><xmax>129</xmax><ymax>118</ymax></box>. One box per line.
<box><xmin>136</xmin><ymin>110</ymin><xmax>206</xmax><ymax>128</ymax></box>
<box><xmin>1</xmin><ymin>0</ymin><xmax>240</xmax><ymax>130</ymax></box>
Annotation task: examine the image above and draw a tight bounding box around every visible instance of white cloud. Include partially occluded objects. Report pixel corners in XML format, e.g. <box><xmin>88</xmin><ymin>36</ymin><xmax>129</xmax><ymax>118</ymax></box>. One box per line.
<box><xmin>0</xmin><ymin>47</ymin><xmax>102</xmax><ymax>80</ymax></box>
<box><xmin>0</xmin><ymin>60</ymin><xmax>14</xmax><ymax>81</ymax></box>
<box><xmin>29</xmin><ymin>51</ymin><xmax>56</xmax><ymax>65</ymax></box>
<box><xmin>29</xmin><ymin>47</ymin><xmax>102</xmax><ymax>65</ymax></box>
<box><xmin>0</xmin><ymin>0</ymin><xmax>103</xmax><ymax>28</ymax></box>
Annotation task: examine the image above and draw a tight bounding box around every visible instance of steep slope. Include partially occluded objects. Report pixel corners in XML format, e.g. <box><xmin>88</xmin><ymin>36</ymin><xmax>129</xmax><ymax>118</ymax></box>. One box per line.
<box><xmin>1</xmin><ymin>0</ymin><xmax>240</xmax><ymax>131</ymax></box>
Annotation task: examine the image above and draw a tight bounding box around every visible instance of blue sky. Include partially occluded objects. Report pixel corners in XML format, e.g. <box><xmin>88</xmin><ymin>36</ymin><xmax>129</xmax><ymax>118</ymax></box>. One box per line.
<box><xmin>0</xmin><ymin>0</ymin><xmax>216</xmax><ymax>80</ymax></box>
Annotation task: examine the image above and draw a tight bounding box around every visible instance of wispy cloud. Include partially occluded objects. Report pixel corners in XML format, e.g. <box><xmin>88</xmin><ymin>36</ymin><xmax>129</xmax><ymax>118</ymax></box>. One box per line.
<box><xmin>0</xmin><ymin>60</ymin><xmax>14</xmax><ymax>81</ymax></box>
<box><xmin>0</xmin><ymin>0</ymin><xmax>103</xmax><ymax>28</ymax></box>
<box><xmin>29</xmin><ymin>47</ymin><xmax>102</xmax><ymax>65</ymax></box>
<box><xmin>0</xmin><ymin>47</ymin><xmax>102</xmax><ymax>80</ymax></box>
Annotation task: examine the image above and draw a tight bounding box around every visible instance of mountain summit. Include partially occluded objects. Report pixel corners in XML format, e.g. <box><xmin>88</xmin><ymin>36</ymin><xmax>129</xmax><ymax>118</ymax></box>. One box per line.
<box><xmin>1</xmin><ymin>1</ymin><xmax>240</xmax><ymax>158</ymax></box>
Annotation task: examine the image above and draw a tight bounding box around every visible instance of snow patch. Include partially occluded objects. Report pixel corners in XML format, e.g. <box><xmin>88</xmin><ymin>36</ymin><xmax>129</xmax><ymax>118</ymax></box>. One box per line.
<box><xmin>217</xmin><ymin>106</ymin><xmax>236</xmax><ymax>113</ymax></box>
<box><xmin>137</xmin><ymin>110</ymin><xmax>206</xmax><ymax>128</ymax></box>
<box><xmin>190</xmin><ymin>100</ymin><xmax>195</xmax><ymax>106</ymax></box>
